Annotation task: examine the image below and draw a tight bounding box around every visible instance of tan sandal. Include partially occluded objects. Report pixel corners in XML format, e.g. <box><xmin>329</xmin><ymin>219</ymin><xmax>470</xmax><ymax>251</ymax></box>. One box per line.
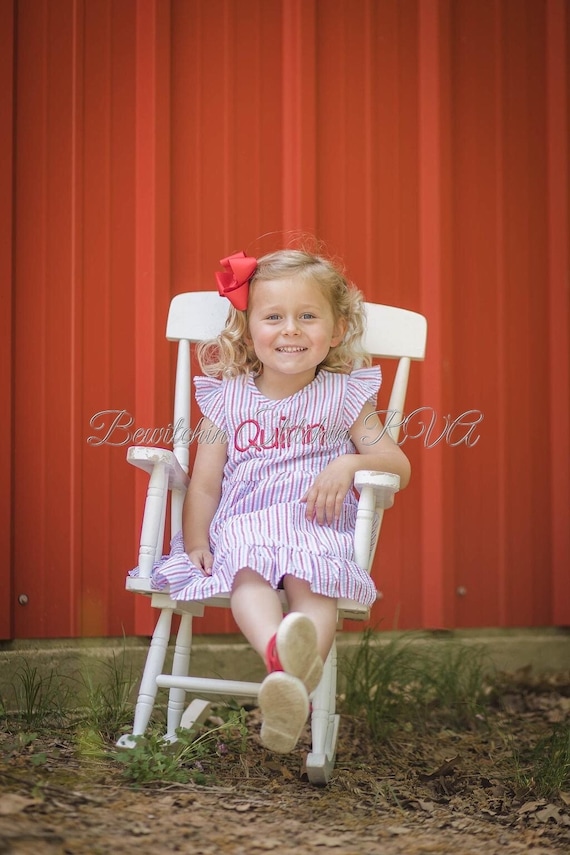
<box><xmin>275</xmin><ymin>612</ymin><xmax>323</xmax><ymax>694</ymax></box>
<box><xmin>258</xmin><ymin>671</ymin><xmax>309</xmax><ymax>754</ymax></box>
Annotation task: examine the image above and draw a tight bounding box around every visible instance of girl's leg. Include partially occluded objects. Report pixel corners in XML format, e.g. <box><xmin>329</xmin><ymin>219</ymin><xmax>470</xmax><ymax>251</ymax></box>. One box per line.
<box><xmin>282</xmin><ymin>576</ymin><xmax>338</xmax><ymax>662</ymax></box>
<box><xmin>232</xmin><ymin>568</ymin><xmax>309</xmax><ymax>754</ymax></box>
<box><xmin>230</xmin><ymin>567</ymin><xmax>283</xmax><ymax>660</ymax></box>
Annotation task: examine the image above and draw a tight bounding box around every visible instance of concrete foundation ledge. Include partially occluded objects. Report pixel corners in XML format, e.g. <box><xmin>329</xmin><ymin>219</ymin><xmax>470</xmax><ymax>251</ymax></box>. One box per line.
<box><xmin>1</xmin><ymin>628</ymin><xmax>569</xmax><ymax>705</ymax></box>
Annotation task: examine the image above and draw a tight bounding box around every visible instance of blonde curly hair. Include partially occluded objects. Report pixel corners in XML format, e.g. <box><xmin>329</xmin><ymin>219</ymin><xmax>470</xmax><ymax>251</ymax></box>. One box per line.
<box><xmin>198</xmin><ymin>249</ymin><xmax>371</xmax><ymax>378</ymax></box>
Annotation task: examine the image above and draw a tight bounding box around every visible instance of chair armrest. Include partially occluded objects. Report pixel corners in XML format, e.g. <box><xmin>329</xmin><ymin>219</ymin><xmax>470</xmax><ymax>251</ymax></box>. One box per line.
<box><xmin>127</xmin><ymin>447</ymin><xmax>189</xmax><ymax>579</ymax></box>
<box><xmin>354</xmin><ymin>470</ymin><xmax>400</xmax><ymax>510</ymax></box>
<box><xmin>127</xmin><ymin>446</ymin><xmax>189</xmax><ymax>492</ymax></box>
<box><xmin>353</xmin><ymin>471</ymin><xmax>400</xmax><ymax>572</ymax></box>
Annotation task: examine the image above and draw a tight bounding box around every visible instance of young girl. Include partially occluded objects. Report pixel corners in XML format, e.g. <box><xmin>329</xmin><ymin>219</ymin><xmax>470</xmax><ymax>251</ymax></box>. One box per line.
<box><xmin>152</xmin><ymin>248</ymin><xmax>411</xmax><ymax>753</ymax></box>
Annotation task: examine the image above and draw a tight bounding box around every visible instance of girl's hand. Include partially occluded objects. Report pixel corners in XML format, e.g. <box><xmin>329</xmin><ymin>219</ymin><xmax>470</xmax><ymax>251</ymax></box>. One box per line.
<box><xmin>187</xmin><ymin>547</ymin><xmax>214</xmax><ymax>576</ymax></box>
<box><xmin>301</xmin><ymin>456</ymin><xmax>356</xmax><ymax>525</ymax></box>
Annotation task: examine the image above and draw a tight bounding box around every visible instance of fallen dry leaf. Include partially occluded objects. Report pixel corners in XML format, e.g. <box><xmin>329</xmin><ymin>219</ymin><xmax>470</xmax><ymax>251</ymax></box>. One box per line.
<box><xmin>419</xmin><ymin>756</ymin><xmax>460</xmax><ymax>781</ymax></box>
<box><xmin>415</xmin><ymin>799</ymin><xmax>437</xmax><ymax>813</ymax></box>
<box><xmin>518</xmin><ymin>800</ymin><xmax>547</xmax><ymax>815</ymax></box>
<box><xmin>0</xmin><ymin>793</ymin><xmax>40</xmax><ymax>815</ymax></box>
<box><xmin>387</xmin><ymin>825</ymin><xmax>412</xmax><ymax>835</ymax></box>
<box><xmin>310</xmin><ymin>833</ymin><xmax>346</xmax><ymax>847</ymax></box>
<box><xmin>535</xmin><ymin>804</ymin><xmax>570</xmax><ymax>825</ymax></box>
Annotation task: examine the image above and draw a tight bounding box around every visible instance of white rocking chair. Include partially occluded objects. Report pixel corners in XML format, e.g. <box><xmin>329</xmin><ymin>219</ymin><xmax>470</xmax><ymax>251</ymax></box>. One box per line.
<box><xmin>119</xmin><ymin>292</ymin><xmax>427</xmax><ymax>785</ymax></box>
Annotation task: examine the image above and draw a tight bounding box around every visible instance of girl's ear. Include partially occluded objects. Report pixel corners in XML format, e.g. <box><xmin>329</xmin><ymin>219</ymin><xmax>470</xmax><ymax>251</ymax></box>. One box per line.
<box><xmin>330</xmin><ymin>317</ymin><xmax>347</xmax><ymax>348</ymax></box>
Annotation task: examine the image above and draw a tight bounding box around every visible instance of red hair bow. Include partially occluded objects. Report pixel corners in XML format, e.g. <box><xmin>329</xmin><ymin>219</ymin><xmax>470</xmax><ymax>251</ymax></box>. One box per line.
<box><xmin>215</xmin><ymin>251</ymin><xmax>257</xmax><ymax>311</ymax></box>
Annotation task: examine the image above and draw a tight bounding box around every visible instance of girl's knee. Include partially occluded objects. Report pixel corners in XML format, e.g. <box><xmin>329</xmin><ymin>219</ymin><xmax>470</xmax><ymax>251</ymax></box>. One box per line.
<box><xmin>282</xmin><ymin>575</ymin><xmax>335</xmax><ymax>607</ymax></box>
<box><xmin>232</xmin><ymin>566</ymin><xmax>270</xmax><ymax>592</ymax></box>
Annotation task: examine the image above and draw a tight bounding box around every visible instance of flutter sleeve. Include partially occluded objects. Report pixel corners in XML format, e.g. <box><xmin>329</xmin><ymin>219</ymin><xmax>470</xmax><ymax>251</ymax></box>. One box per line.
<box><xmin>193</xmin><ymin>376</ymin><xmax>226</xmax><ymax>431</ymax></box>
<box><xmin>344</xmin><ymin>365</ymin><xmax>382</xmax><ymax>427</ymax></box>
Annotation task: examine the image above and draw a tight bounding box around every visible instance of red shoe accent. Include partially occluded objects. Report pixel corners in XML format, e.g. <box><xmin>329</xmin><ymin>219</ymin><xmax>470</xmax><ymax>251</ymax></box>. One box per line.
<box><xmin>265</xmin><ymin>634</ymin><xmax>283</xmax><ymax>673</ymax></box>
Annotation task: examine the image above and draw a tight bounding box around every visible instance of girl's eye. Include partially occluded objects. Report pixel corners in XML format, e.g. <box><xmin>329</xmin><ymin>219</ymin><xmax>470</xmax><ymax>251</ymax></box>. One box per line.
<box><xmin>266</xmin><ymin>314</ymin><xmax>280</xmax><ymax>321</ymax></box>
<box><xmin>301</xmin><ymin>313</ymin><xmax>315</xmax><ymax>320</ymax></box>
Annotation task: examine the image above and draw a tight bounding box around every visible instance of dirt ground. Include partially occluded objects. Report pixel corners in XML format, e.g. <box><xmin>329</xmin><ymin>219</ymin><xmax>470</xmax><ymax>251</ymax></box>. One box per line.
<box><xmin>1</xmin><ymin>671</ymin><xmax>569</xmax><ymax>855</ymax></box>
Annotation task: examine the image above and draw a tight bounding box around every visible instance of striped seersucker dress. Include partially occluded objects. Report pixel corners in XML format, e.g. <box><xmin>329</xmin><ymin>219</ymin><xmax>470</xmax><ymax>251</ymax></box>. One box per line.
<box><xmin>149</xmin><ymin>366</ymin><xmax>382</xmax><ymax>606</ymax></box>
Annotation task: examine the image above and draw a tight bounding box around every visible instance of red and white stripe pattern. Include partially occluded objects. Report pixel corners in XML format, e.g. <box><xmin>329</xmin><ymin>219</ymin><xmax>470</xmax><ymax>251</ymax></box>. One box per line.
<box><xmin>146</xmin><ymin>367</ymin><xmax>381</xmax><ymax>606</ymax></box>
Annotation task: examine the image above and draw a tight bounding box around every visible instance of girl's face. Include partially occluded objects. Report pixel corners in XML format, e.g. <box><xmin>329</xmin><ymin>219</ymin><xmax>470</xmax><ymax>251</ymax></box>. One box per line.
<box><xmin>247</xmin><ymin>276</ymin><xmax>346</xmax><ymax>392</ymax></box>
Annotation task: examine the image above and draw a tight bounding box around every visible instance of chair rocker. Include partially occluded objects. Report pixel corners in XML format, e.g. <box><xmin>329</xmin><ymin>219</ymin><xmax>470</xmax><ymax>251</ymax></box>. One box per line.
<box><xmin>118</xmin><ymin>291</ymin><xmax>427</xmax><ymax>785</ymax></box>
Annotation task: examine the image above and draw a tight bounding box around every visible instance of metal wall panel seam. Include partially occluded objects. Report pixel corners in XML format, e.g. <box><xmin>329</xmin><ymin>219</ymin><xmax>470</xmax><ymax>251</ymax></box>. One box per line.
<box><xmin>418</xmin><ymin>0</ymin><xmax>446</xmax><ymax>628</ymax></box>
<box><xmin>0</xmin><ymin>0</ymin><xmax>15</xmax><ymax>638</ymax></box>
<box><xmin>282</xmin><ymin>0</ymin><xmax>317</xmax><ymax>232</ymax></box>
<box><xmin>69</xmin><ymin>0</ymin><xmax>84</xmax><ymax>636</ymax></box>
<box><xmin>546</xmin><ymin>0</ymin><xmax>570</xmax><ymax>626</ymax></box>
<box><xmin>133</xmin><ymin>0</ymin><xmax>172</xmax><ymax>635</ymax></box>
<box><xmin>493</xmin><ymin>0</ymin><xmax>509</xmax><ymax>626</ymax></box>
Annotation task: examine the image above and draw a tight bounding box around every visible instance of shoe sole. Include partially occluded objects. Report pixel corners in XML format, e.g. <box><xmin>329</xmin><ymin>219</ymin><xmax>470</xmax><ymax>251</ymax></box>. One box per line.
<box><xmin>258</xmin><ymin>672</ymin><xmax>309</xmax><ymax>754</ymax></box>
<box><xmin>276</xmin><ymin>612</ymin><xmax>324</xmax><ymax>694</ymax></box>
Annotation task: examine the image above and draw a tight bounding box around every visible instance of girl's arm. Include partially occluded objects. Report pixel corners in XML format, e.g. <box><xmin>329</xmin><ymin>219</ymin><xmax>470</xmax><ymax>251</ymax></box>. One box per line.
<box><xmin>349</xmin><ymin>401</ymin><xmax>411</xmax><ymax>484</ymax></box>
<box><xmin>182</xmin><ymin>417</ymin><xmax>228</xmax><ymax>575</ymax></box>
<box><xmin>302</xmin><ymin>402</ymin><xmax>411</xmax><ymax>525</ymax></box>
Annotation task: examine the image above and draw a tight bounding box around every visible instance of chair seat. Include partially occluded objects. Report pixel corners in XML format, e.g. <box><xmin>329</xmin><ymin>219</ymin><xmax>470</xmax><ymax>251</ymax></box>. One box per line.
<box><xmin>126</xmin><ymin>576</ymin><xmax>369</xmax><ymax>620</ymax></box>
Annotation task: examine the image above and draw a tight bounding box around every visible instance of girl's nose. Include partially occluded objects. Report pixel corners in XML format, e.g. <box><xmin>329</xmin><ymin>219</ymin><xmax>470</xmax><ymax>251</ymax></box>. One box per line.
<box><xmin>283</xmin><ymin>317</ymin><xmax>300</xmax><ymax>334</ymax></box>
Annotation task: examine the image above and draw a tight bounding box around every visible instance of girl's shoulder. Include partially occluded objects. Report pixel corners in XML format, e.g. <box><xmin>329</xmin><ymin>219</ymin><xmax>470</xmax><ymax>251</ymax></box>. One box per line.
<box><xmin>325</xmin><ymin>366</ymin><xmax>381</xmax><ymax>427</ymax></box>
<box><xmin>193</xmin><ymin>375</ymin><xmax>223</xmax><ymax>408</ymax></box>
<box><xmin>193</xmin><ymin>374</ymin><xmax>251</xmax><ymax>422</ymax></box>
<box><xmin>320</xmin><ymin>365</ymin><xmax>381</xmax><ymax>392</ymax></box>
<box><xmin>193</xmin><ymin>374</ymin><xmax>248</xmax><ymax>394</ymax></box>
<box><xmin>193</xmin><ymin>375</ymin><xmax>236</xmax><ymax>427</ymax></box>
<box><xmin>347</xmin><ymin>364</ymin><xmax>382</xmax><ymax>391</ymax></box>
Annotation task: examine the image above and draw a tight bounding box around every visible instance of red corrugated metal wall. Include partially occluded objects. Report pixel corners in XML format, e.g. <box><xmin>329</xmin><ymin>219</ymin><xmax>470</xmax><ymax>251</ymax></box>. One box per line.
<box><xmin>2</xmin><ymin>0</ymin><xmax>568</xmax><ymax>640</ymax></box>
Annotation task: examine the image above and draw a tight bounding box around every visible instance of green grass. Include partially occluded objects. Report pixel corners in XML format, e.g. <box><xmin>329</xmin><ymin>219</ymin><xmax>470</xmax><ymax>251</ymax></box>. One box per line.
<box><xmin>340</xmin><ymin>629</ymin><xmax>493</xmax><ymax>740</ymax></box>
<box><xmin>512</xmin><ymin>723</ymin><xmax>570</xmax><ymax>799</ymax></box>
<box><xmin>2</xmin><ymin>641</ymin><xmax>568</xmax><ymax>799</ymax></box>
<box><xmin>114</xmin><ymin>708</ymin><xmax>248</xmax><ymax>785</ymax></box>
<box><xmin>9</xmin><ymin>660</ymin><xmax>70</xmax><ymax>728</ymax></box>
<box><xmin>2</xmin><ymin>648</ymin><xmax>139</xmax><ymax>742</ymax></box>
<box><xmin>340</xmin><ymin>630</ymin><xmax>570</xmax><ymax>801</ymax></box>
<box><xmin>72</xmin><ymin>651</ymin><xmax>138</xmax><ymax>740</ymax></box>
<box><xmin>1</xmin><ymin>653</ymin><xmax>249</xmax><ymax>787</ymax></box>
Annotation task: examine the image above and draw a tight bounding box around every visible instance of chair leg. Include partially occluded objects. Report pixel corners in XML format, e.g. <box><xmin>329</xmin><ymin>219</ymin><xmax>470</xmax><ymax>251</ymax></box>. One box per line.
<box><xmin>165</xmin><ymin>612</ymin><xmax>194</xmax><ymax>741</ymax></box>
<box><xmin>179</xmin><ymin>697</ymin><xmax>213</xmax><ymax>731</ymax></box>
<box><xmin>116</xmin><ymin>607</ymin><xmax>173</xmax><ymax>748</ymax></box>
<box><xmin>306</xmin><ymin>640</ymin><xmax>340</xmax><ymax>785</ymax></box>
